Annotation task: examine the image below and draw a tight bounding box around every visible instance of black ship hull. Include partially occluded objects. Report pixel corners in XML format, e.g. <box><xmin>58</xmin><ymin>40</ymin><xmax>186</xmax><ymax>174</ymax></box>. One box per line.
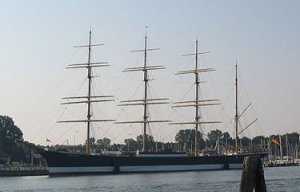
<box><xmin>39</xmin><ymin>150</ymin><xmax>268</xmax><ymax>175</ymax></box>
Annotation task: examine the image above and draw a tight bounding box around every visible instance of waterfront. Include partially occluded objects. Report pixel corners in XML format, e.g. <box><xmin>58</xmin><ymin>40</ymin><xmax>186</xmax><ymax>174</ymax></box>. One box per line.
<box><xmin>0</xmin><ymin>166</ymin><xmax>299</xmax><ymax>192</ymax></box>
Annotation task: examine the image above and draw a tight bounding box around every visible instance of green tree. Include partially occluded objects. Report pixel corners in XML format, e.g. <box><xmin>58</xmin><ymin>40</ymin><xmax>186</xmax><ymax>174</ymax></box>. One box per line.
<box><xmin>85</xmin><ymin>137</ymin><xmax>95</xmax><ymax>145</ymax></box>
<box><xmin>0</xmin><ymin>115</ymin><xmax>25</xmax><ymax>162</ymax></box>
<box><xmin>111</xmin><ymin>143</ymin><xmax>123</xmax><ymax>151</ymax></box>
<box><xmin>175</xmin><ymin>129</ymin><xmax>191</xmax><ymax>151</ymax></box>
<box><xmin>240</xmin><ymin>137</ymin><xmax>251</xmax><ymax>150</ymax></box>
<box><xmin>175</xmin><ymin>129</ymin><xmax>204</xmax><ymax>152</ymax></box>
<box><xmin>0</xmin><ymin>116</ymin><xmax>23</xmax><ymax>141</ymax></box>
<box><xmin>136</xmin><ymin>134</ymin><xmax>154</xmax><ymax>151</ymax></box>
<box><xmin>85</xmin><ymin>137</ymin><xmax>96</xmax><ymax>151</ymax></box>
<box><xmin>207</xmin><ymin>129</ymin><xmax>223</xmax><ymax>146</ymax></box>
<box><xmin>124</xmin><ymin>138</ymin><xmax>139</xmax><ymax>151</ymax></box>
<box><xmin>221</xmin><ymin>132</ymin><xmax>232</xmax><ymax>144</ymax></box>
<box><xmin>252</xmin><ymin>135</ymin><xmax>265</xmax><ymax>145</ymax></box>
<box><xmin>287</xmin><ymin>132</ymin><xmax>299</xmax><ymax>146</ymax></box>
<box><xmin>96</xmin><ymin>137</ymin><xmax>111</xmax><ymax>150</ymax></box>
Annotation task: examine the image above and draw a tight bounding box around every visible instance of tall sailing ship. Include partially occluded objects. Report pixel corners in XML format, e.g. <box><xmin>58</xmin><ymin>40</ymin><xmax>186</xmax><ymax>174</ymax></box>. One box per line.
<box><xmin>39</xmin><ymin>31</ymin><xmax>267</xmax><ymax>175</ymax></box>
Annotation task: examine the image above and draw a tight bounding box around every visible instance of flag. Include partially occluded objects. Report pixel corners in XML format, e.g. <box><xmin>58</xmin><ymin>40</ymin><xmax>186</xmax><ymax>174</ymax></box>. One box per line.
<box><xmin>46</xmin><ymin>138</ymin><xmax>51</xmax><ymax>142</ymax></box>
<box><xmin>272</xmin><ymin>137</ymin><xmax>280</xmax><ymax>145</ymax></box>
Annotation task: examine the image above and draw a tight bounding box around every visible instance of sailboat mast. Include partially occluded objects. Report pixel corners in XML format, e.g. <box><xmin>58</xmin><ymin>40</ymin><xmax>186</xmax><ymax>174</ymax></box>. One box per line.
<box><xmin>86</xmin><ymin>30</ymin><xmax>92</xmax><ymax>154</ymax></box>
<box><xmin>195</xmin><ymin>40</ymin><xmax>200</xmax><ymax>156</ymax></box>
<box><xmin>235</xmin><ymin>64</ymin><xmax>239</xmax><ymax>153</ymax></box>
<box><xmin>286</xmin><ymin>133</ymin><xmax>289</xmax><ymax>160</ymax></box>
<box><xmin>143</xmin><ymin>34</ymin><xmax>149</xmax><ymax>152</ymax></box>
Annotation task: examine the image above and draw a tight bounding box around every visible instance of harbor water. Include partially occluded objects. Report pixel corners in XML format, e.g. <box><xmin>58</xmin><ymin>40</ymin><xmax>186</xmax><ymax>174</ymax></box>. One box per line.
<box><xmin>0</xmin><ymin>166</ymin><xmax>299</xmax><ymax>192</ymax></box>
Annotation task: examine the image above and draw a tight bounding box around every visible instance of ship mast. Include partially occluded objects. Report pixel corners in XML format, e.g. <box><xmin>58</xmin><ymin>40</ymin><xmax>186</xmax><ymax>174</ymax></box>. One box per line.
<box><xmin>116</xmin><ymin>32</ymin><xmax>170</xmax><ymax>152</ymax></box>
<box><xmin>194</xmin><ymin>40</ymin><xmax>200</xmax><ymax>155</ymax></box>
<box><xmin>234</xmin><ymin>64</ymin><xmax>258</xmax><ymax>153</ymax></box>
<box><xmin>57</xmin><ymin>30</ymin><xmax>115</xmax><ymax>154</ymax></box>
<box><xmin>87</xmin><ymin>30</ymin><xmax>93</xmax><ymax>154</ymax></box>
<box><xmin>171</xmin><ymin>40</ymin><xmax>221</xmax><ymax>156</ymax></box>
<box><xmin>235</xmin><ymin>64</ymin><xmax>239</xmax><ymax>153</ymax></box>
<box><xmin>142</xmin><ymin>35</ymin><xmax>149</xmax><ymax>151</ymax></box>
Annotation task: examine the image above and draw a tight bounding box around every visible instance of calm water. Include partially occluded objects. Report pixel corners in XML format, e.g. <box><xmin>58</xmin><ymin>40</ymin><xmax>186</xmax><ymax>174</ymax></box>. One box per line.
<box><xmin>0</xmin><ymin>166</ymin><xmax>299</xmax><ymax>192</ymax></box>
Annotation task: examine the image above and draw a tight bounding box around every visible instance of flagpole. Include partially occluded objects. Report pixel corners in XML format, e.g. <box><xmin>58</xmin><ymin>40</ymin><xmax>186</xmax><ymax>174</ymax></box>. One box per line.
<box><xmin>296</xmin><ymin>142</ymin><xmax>298</xmax><ymax>160</ymax></box>
<box><xmin>274</xmin><ymin>140</ymin><xmax>277</xmax><ymax>160</ymax></box>
<box><xmin>279</xmin><ymin>135</ymin><xmax>283</xmax><ymax>160</ymax></box>
<box><xmin>269</xmin><ymin>143</ymin><xmax>272</xmax><ymax>163</ymax></box>
<box><xmin>286</xmin><ymin>133</ymin><xmax>289</xmax><ymax>161</ymax></box>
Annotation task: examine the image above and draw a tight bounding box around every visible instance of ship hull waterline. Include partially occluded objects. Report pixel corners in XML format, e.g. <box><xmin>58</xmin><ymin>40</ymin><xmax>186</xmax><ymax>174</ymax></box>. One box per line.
<box><xmin>39</xmin><ymin>150</ymin><xmax>267</xmax><ymax>175</ymax></box>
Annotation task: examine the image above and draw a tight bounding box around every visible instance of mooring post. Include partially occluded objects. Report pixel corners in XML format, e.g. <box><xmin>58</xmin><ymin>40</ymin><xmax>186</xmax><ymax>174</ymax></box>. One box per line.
<box><xmin>240</xmin><ymin>156</ymin><xmax>266</xmax><ymax>192</ymax></box>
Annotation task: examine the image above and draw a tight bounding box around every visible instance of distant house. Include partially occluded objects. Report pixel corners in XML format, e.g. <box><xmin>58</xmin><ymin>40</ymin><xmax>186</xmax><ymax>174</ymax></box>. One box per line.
<box><xmin>0</xmin><ymin>150</ymin><xmax>10</xmax><ymax>164</ymax></box>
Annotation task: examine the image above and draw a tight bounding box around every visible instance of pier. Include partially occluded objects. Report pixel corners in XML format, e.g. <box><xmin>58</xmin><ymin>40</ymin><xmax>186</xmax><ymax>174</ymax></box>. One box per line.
<box><xmin>0</xmin><ymin>165</ymin><xmax>48</xmax><ymax>176</ymax></box>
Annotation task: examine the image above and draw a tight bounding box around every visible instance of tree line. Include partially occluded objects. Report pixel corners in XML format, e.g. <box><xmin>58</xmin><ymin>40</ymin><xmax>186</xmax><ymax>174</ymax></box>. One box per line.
<box><xmin>0</xmin><ymin>115</ymin><xmax>36</xmax><ymax>164</ymax></box>
<box><xmin>1</xmin><ymin>115</ymin><xmax>299</xmax><ymax>163</ymax></box>
<box><xmin>53</xmin><ymin>129</ymin><xmax>300</xmax><ymax>157</ymax></box>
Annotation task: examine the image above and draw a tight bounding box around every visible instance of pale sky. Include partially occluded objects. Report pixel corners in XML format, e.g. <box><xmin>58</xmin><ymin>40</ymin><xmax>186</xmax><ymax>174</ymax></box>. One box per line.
<box><xmin>0</xmin><ymin>0</ymin><xmax>299</xmax><ymax>145</ymax></box>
